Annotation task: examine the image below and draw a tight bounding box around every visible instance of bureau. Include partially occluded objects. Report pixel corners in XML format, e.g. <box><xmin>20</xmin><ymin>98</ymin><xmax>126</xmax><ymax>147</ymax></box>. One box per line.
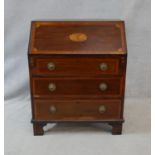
<box><xmin>28</xmin><ymin>21</ymin><xmax>127</xmax><ymax>135</ymax></box>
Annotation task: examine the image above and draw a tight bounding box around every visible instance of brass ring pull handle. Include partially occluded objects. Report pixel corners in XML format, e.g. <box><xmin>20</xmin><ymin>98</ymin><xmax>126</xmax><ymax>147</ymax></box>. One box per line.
<box><xmin>99</xmin><ymin>105</ymin><xmax>106</xmax><ymax>113</ymax></box>
<box><xmin>47</xmin><ymin>62</ymin><xmax>55</xmax><ymax>71</ymax></box>
<box><xmin>100</xmin><ymin>63</ymin><xmax>108</xmax><ymax>71</ymax></box>
<box><xmin>49</xmin><ymin>105</ymin><xmax>56</xmax><ymax>113</ymax></box>
<box><xmin>99</xmin><ymin>83</ymin><xmax>108</xmax><ymax>91</ymax></box>
<box><xmin>48</xmin><ymin>83</ymin><xmax>56</xmax><ymax>92</ymax></box>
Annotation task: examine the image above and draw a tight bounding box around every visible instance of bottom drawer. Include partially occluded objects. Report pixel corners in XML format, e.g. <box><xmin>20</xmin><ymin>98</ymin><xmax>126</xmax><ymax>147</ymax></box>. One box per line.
<box><xmin>33</xmin><ymin>99</ymin><xmax>122</xmax><ymax>121</ymax></box>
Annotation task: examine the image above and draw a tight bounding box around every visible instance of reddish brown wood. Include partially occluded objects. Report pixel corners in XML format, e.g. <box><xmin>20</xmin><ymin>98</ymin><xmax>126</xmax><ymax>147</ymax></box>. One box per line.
<box><xmin>33</xmin><ymin>120</ymin><xmax>123</xmax><ymax>136</ymax></box>
<box><xmin>33</xmin><ymin>99</ymin><xmax>122</xmax><ymax>120</ymax></box>
<box><xmin>33</xmin><ymin>123</ymin><xmax>46</xmax><ymax>136</ymax></box>
<box><xmin>109</xmin><ymin>122</ymin><xmax>123</xmax><ymax>135</ymax></box>
<box><xmin>28</xmin><ymin>21</ymin><xmax>127</xmax><ymax>55</ymax></box>
<box><xmin>32</xmin><ymin>77</ymin><xmax>123</xmax><ymax>98</ymax></box>
<box><xmin>31</xmin><ymin>56</ymin><xmax>121</xmax><ymax>76</ymax></box>
<box><xmin>28</xmin><ymin>21</ymin><xmax>127</xmax><ymax>135</ymax></box>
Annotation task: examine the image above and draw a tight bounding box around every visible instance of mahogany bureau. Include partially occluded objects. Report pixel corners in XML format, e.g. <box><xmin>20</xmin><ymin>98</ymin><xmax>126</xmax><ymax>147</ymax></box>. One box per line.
<box><xmin>28</xmin><ymin>21</ymin><xmax>127</xmax><ymax>135</ymax></box>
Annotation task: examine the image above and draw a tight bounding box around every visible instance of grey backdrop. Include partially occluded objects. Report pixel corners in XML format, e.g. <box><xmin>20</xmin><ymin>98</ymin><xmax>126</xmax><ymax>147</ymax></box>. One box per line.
<box><xmin>5</xmin><ymin>0</ymin><xmax>151</xmax><ymax>155</ymax></box>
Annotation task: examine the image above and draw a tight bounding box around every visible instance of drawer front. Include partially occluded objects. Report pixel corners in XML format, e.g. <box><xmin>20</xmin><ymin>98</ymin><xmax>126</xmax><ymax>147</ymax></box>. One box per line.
<box><xmin>30</xmin><ymin>57</ymin><xmax>121</xmax><ymax>76</ymax></box>
<box><xmin>33</xmin><ymin>99</ymin><xmax>122</xmax><ymax>120</ymax></box>
<box><xmin>32</xmin><ymin>77</ymin><xmax>123</xmax><ymax>98</ymax></box>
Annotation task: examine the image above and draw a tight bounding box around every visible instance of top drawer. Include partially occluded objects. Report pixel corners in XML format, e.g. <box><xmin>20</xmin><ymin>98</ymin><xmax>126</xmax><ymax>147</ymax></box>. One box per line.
<box><xmin>29</xmin><ymin>56</ymin><xmax>122</xmax><ymax>77</ymax></box>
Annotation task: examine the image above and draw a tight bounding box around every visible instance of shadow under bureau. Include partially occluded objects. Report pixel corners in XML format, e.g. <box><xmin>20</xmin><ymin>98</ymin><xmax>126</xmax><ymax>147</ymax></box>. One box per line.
<box><xmin>28</xmin><ymin>21</ymin><xmax>127</xmax><ymax>135</ymax></box>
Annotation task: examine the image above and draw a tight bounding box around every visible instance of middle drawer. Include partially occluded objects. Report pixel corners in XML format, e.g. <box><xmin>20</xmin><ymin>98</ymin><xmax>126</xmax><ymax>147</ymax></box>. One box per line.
<box><xmin>32</xmin><ymin>77</ymin><xmax>123</xmax><ymax>98</ymax></box>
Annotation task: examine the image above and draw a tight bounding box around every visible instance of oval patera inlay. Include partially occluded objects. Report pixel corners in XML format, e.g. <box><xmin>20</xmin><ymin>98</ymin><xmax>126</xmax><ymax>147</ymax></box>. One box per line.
<box><xmin>69</xmin><ymin>33</ymin><xmax>87</xmax><ymax>42</ymax></box>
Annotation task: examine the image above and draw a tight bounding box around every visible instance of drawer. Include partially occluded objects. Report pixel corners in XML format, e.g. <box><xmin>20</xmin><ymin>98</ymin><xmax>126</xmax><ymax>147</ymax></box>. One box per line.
<box><xmin>33</xmin><ymin>99</ymin><xmax>122</xmax><ymax>120</ymax></box>
<box><xmin>30</xmin><ymin>57</ymin><xmax>121</xmax><ymax>76</ymax></box>
<box><xmin>32</xmin><ymin>77</ymin><xmax>123</xmax><ymax>98</ymax></box>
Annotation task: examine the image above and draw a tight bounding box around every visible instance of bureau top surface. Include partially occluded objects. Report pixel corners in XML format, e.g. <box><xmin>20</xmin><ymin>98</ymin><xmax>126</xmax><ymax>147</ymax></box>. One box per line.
<box><xmin>28</xmin><ymin>21</ymin><xmax>127</xmax><ymax>55</ymax></box>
